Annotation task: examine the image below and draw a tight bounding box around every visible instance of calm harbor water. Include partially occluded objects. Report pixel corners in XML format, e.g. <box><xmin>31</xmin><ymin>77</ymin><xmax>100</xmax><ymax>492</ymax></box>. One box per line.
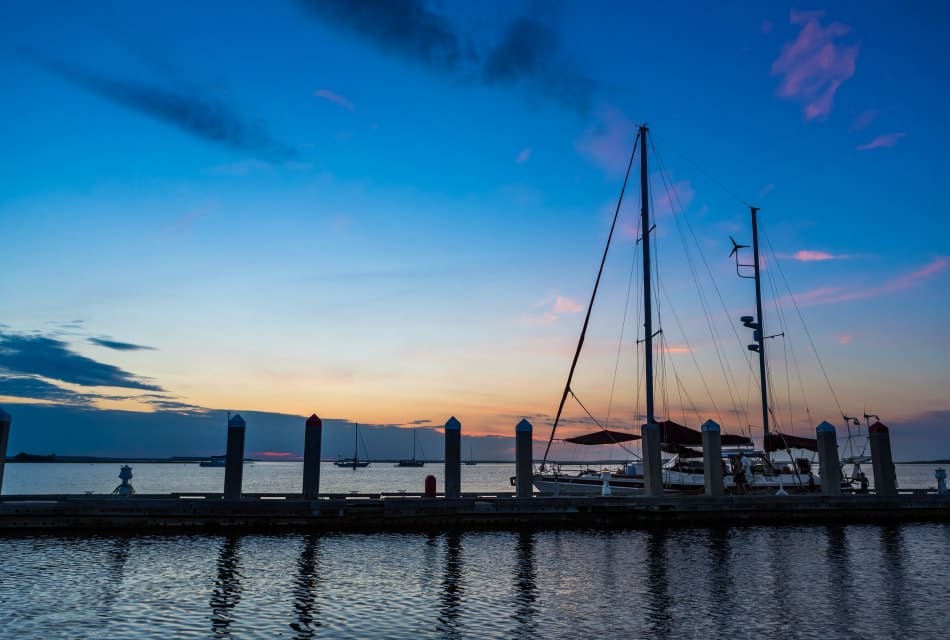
<box><xmin>1</xmin><ymin>524</ymin><xmax>949</xmax><ymax>639</ymax></box>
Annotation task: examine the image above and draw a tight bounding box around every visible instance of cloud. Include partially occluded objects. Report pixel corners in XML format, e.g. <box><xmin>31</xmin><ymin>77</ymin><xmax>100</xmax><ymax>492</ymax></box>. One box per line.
<box><xmin>654</xmin><ymin>177</ymin><xmax>695</xmax><ymax>216</ymax></box>
<box><xmin>0</xmin><ymin>376</ymin><xmax>95</xmax><ymax>405</ymax></box>
<box><xmin>575</xmin><ymin>104</ymin><xmax>637</xmax><ymax>175</ymax></box>
<box><xmin>298</xmin><ymin>1</ymin><xmax>596</xmax><ymax>112</ymax></box>
<box><xmin>856</xmin><ymin>132</ymin><xmax>905</xmax><ymax>151</ymax></box>
<box><xmin>552</xmin><ymin>296</ymin><xmax>582</xmax><ymax>314</ymax></box>
<box><xmin>0</xmin><ymin>332</ymin><xmax>162</xmax><ymax>391</ymax></box>
<box><xmin>89</xmin><ymin>337</ymin><xmax>156</xmax><ymax>351</ymax></box>
<box><xmin>516</xmin><ymin>147</ymin><xmax>532</xmax><ymax>164</ymax></box>
<box><xmin>782</xmin><ymin>250</ymin><xmax>852</xmax><ymax>262</ymax></box>
<box><xmin>19</xmin><ymin>49</ymin><xmax>296</xmax><ymax>161</ymax></box>
<box><xmin>313</xmin><ymin>89</ymin><xmax>355</xmax><ymax>111</ymax></box>
<box><xmin>850</xmin><ymin>109</ymin><xmax>876</xmax><ymax>131</ymax></box>
<box><xmin>837</xmin><ymin>334</ymin><xmax>852</xmax><ymax>345</ymax></box>
<box><xmin>520</xmin><ymin>294</ymin><xmax>583</xmax><ymax>325</ymax></box>
<box><xmin>771</xmin><ymin>10</ymin><xmax>859</xmax><ymax>120</ymax></box>
<box><xmin>783</xmin><ymin>257</ymin><xmax>949</xmax><ymax>306</ymax></box>
<box><xmin>408</xmin><ymin>419</ymin><xmax>433</xmax><ymax>425</ymax></box>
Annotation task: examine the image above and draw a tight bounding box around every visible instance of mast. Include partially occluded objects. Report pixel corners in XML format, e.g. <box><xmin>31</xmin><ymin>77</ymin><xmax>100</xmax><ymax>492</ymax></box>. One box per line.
<box><xmin>354</xmin><ymin>422</ymin><xmax>359</xmax><ymax>467</ymax></box>
<box><xmin>640</xmin><ymin>124</ymin><xmax>655</xmax><ymax>425</ymax></box>
<box><xmin>750</xmin><ymin>207</ymin><xmax>769</xmax><ymax>453</ymax></box>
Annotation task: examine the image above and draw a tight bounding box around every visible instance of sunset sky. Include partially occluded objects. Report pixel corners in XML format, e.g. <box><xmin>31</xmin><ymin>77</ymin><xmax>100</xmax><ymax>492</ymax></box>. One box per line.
<box><xmin>1</xmin><ymin>1</ymin><xmax>948</xmax><ymax>460</ymax></box>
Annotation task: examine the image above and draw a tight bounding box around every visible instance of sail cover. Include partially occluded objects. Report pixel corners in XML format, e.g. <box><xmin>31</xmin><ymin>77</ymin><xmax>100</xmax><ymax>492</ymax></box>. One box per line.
<box><xmin>764</xmin><ymin>432</ymin><xmax>818</xmax><ymax>452</ymax></box>
<box><xmin>657</xmin><ymin>420</ymin><xmax>752</xmax><ymax>447</ymax></box>
<box><xmin>563</xmin><ymin>430</ymin><xmax>641</xmax><ymax>445</ymax></box>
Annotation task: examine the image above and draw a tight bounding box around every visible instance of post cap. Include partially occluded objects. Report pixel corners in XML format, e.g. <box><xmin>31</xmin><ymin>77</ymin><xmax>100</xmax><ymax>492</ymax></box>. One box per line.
<box><xmin>445</xmin><ymin>416</ymin><xmax>461</xmax><ymax>430</ymax></box>
<box><xmin>516</xmin><ymin>418</ymin><xmax>532</xmax><ymax>432</ymax></box>
<box><xmin>0</xmin><ymin>406</ymin><xmax>10</xmax><ymax>422</ymax></box>
<box><xmin>869</xmin><ymin>421</ymin><xmax>889</xmax><ymax>433</ymax></box>
<box><xmin>306</xmin><ymin>413</ymin><xmax>322</xmax><ymax>427</ymax></box>
<box><xmin>701</xmin><ymin>419</ymin><xmax>721</xmax><ymax>433</ymax></box>
<box><xmin>816</xmin><ymin>420</ymin><xmax>836</xmax><ymax>433</ymax></box>
<box><xmin>228</xmin><ymin>413</ymin><xmax>246</xmax><ymax>428</ymax></box>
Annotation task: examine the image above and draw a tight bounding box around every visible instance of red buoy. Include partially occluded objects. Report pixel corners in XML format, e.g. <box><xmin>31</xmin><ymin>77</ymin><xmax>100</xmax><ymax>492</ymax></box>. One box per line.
<box><xmin>424</xmin><ymin>474</ymin><xmax>437</xmax><ymax>497</ymax></box>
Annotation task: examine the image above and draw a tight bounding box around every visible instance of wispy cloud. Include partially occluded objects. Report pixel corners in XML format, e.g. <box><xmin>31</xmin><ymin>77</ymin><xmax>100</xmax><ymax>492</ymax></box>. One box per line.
<box><xmin>314</xmin><ymin>88</ymin><xmax>355</xmax><ymax>111</ymax></box>
<box><xmin>856</xmin><ymin>132</ymin><xmax>905</xmax><ymax>151</ymax></box>
<box><xmin>575</xmin><ymin>104</ymin><xmax>636</xmax><ymax>175</ymax></box>
<box><xmin>771</xmin><ymin>10</ymin><xmax>859</xmax><ymax>120</ymax></box>
<box><xmin>850</xmin><ymin>109</ymin><xmax>876</xmax><ymax>131</ymax></box>
<box><xmin>783</xmin><ymin>257</ymin><xmax>949</xmax><ymax>306</ymax></box>
<box><xmin>19</xmin><ymin>49</ymin><xmax>297</xmax><ymax>161</ymax></box>
<box><xmin>89</xmin><ymin>338</ymin><xmax>156</xmax><ymax>352</ymax></box>
<box><xmin>552</xmin><ymin>296</ymin><xmax>582</xmax><ymax>314</ymax></box>
<box><xmin>654</xmin><ymin>177</ymin><xmax>695</xmax><ymax>215</ymax></box>
<box><xmin>516</xmin><ymin>147</ymin><xmax>532</xmax><ymax>164</ymax></box>
<box><xmin>781</xmin><ymin>250</ymin><xmax>853</xmax><ymax>262</ymax></box>
<box><xmin>520</xmin><ymin>294</ymin><xmax>584</xmax><ymax>326</ymax></box>
<box><xmin>837</xmin><ymin>334</ymin><xmax>852</xmax><ymax>345</ymax></box>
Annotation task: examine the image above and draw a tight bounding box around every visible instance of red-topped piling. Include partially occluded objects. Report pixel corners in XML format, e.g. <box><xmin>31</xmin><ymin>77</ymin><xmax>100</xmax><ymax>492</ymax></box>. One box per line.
<box><xmin>303</xmin><ymin>414</ymin><xmax>323</xmax><ymax>500</ymax></box>
<box><xmin>869</xmin><ymin>421</ymin><xmax>897</xmax><ymax>496</ymax></box>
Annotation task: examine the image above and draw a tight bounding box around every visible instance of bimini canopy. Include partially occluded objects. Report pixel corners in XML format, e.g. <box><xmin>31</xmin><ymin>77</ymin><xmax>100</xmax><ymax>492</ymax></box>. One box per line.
<box><xmin>563</xmin><ymin>429</ymin><xmax>641</xmax><ymax>445</ymax></box>
<box><xmin>657</xmin><ymin>420</ymin><xmax>752</xmax><ymax>447</ymax></box>
<box><xmin>764</xmin><ymin>432</ymin><xmax>818</xmax><ymax>453</ymax></box>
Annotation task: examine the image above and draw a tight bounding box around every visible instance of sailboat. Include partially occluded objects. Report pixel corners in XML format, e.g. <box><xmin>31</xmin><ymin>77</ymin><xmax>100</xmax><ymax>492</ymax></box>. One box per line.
<box><xmin>396</xmin><ymin>428</ymin><xmax>425</xmax><ymax>467</ymax></box>
<box><xmin>465</xmin><ymin>446</ymin><xmax>477</xmax><ymax>466</ymax></box>
<box><xmin>335</xmin><ymin>422</ymin><xmax>371</xmax><ymax>469</ymax></box>
<box><xmin>533</xmin><ymin>125</ymin><xmax>823</xmax><ymax>496</ymax></box>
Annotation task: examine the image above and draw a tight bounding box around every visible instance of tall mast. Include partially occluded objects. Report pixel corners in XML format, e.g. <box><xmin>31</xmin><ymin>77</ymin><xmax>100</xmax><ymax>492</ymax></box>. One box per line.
<box><xmin>750</xmin><ymin>207</ymin><xmax>770</xmax><ymax>451</ymax></box>
<box><xmin>640</xmin><ymin>124</ymin><xmax>655</xmax><ymax>425</ymax></box>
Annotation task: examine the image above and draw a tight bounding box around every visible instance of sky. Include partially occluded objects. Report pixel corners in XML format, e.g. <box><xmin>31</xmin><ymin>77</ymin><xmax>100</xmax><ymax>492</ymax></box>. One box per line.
<box><xmin>1</xmin><ymin>0</ymin><xmax>948</xmax><ymax>461</ymax></box>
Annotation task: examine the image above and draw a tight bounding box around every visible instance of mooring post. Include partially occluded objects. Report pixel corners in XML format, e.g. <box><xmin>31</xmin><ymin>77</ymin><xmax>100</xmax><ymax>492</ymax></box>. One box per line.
<box><xmin>444</xmin><ymin>416</ymin><xmax>461</xmax><ymax>499</ymax></box>
<box><xmin>869</xmin><ymin>421</ymin><xmax>898</xmax><ymax>496</ymax></box>
<box><xmin>302</xmin><ymin>414</ymin><xmax>323</xmax><ymax>500</ymax></box>
<box><xmin>701</xmin><ymin>419</ymin><xmax>723</xmax><ymax>497</ymax></box>
<box><xmin>642</xmin><ymin>422</ymin><xmax>664</xmax><ymax>497</ymax></box>
<box><xmin>0</xmin><ymin>407</ymin><xmax>11</xmax><ymax>495</ymax></box>
<box><xmin>515</xmin><ymin>418</ymin><xmax>534</xmax><ymax>498</ymax></box>
<box><xmin>223</xmin><ymin>413</ymin><xmax>246</xmax><ymax>500</ymax></box>
<box><xmin>816</xmin><ymin>421</ymin><xmax>841</xmax><ymax>495</ymax></box>
<box><xmin>936</xmin><ymin>468</ymin><xmax>947</xmax><ymax>495</ymax></box>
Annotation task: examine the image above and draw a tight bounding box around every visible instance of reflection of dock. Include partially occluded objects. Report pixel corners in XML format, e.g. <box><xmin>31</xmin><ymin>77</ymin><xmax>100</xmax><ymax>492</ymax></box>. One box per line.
<box><xmin>1</xmin><ymin>493</ymin><xmax>948</xmax><ymax>532</ymax></box>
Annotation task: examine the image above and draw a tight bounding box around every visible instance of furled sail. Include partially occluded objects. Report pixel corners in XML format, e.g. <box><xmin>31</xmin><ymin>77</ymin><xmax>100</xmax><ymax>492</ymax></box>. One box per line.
<box><xmin>657</xmin><ymin>420</ymin><xmax>752</xmax><ymax>447</ymax></box>
<box><xmin>763</xmin><ymin>432</ymin><xmax>818</xmax><ymax>452</ymax></box>
<box><xmin>563</xmin><ymin>430</ymin><xmax>641</xmax><ymax>445</ymax></box>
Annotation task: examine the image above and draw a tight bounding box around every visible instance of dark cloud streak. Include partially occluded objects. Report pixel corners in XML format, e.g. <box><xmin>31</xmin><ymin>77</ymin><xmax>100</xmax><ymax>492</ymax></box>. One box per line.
<box><xmin>89</xmin><ymin>337</ymin><xmax>156</xmax><ymax>352</ymax></box>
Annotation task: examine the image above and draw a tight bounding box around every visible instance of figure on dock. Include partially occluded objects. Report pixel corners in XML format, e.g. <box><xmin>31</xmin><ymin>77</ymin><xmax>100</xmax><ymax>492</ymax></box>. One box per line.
<box><xmin>858</xmin><ymin>471</ymin><xmax>869</xmax><ymax>493</ymax></box>
<box><xmin>112</xmin><ymin>465</ymin><xmax>135</xmax><ymax>496</ymax></box>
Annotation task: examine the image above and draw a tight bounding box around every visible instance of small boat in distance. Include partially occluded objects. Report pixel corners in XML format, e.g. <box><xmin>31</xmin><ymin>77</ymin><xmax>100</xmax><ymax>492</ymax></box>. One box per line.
<box><xmin>335</xmin><ymin>422</ymin><xmax>371</xmax><ymax>469</ymax></box>
<box><xmin>396</xmin><ymin>428</ymin><xmax>425</xmax><ymax>467</ymax></box>
<box><xmin>199</xmin><ymin>455</ymin><xmax>226</xmax><ymax>468</ymax></box>
<box><xmin>465</xmin><ymin>446</ymin><xmax>477</xmax><ymax>465</ymax></box>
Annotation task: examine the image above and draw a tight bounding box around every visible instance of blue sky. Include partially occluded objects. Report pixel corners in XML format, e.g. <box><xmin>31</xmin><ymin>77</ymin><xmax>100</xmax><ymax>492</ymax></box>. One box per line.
<box><xmin>1</xmin><ymin>1</ymin><xmax>948</xmax><ymax>460</ymax></box>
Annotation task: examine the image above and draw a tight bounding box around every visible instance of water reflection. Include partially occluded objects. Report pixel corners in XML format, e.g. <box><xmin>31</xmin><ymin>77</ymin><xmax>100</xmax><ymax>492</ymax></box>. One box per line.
<box><xmin>880</xmin><ymin>524</ymin><xmax>913</xmax><ymax>633</ymax></box>
<box><xmin>96</xmin><ymin>536</ymin><xmax>131</xmax><ymax>622</ymax></box>
<box><xmin>824</xmin><ymin>525</ymin><xmax>854</xmax><ymax>630</ymax></box>
<box><xmin>437</xmin><ymin>532</ymin><xmax>464</xmax><ymax>640</ymax></box>
<box><xmin>209</xmin><ymin>536</ymin><xmax>243</xmax><ymax>639</ymax></box>
<box><xmin>705</xmin><ymin>527</ymin><xmax>731</xmax><ymax>637</ymax></box>
<box><xmin>645</xmin><ymin>529</ymin><xmax>672</xmax><ymax>639</ymax></box>
<box><xmin>289</xmin><ymin>534</ymin><xmax>322</xmax><ymax>639</ymax></box>
<box><xmin>511</xmin><ymin>531</ymin><xmax>537</xmax><ymax>638</ymax></box>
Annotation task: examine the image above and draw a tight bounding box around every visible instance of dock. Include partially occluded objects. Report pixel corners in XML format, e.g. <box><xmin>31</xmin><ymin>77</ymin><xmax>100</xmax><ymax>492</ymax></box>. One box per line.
<box><xmin>2</xmin><ymin>492</ymin><xmax>948</xmax><ymax>532</ymax></box>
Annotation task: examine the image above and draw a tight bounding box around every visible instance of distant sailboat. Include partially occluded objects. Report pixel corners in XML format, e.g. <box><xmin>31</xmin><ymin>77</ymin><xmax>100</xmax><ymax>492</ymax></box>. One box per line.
<box><xmin>396</xmin><ymin>429</ymin><xmax>425</xmax><ymax>467</ymax></box>
<box><xmin>335</xmin><ymin>422</ymin><xmax>370</xmax><ymax>469</ymax></box>
<box><xmin>465</xmin><ymin>445</ymin><xmax>477</xmax><ymax>466</ymax></box>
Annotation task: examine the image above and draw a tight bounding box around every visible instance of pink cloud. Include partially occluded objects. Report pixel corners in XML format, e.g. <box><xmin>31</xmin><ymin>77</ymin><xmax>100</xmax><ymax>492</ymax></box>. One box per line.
<box><xmin>786</xmin><ymin>250</ymin><xmax>851</xmax><ymax>262</ymax></box>
<box><xmin>654</xmin><ymin>177</ymin><xmax>695</xmax><ymax>216</ymax></box>
<box><xmin>771</xmin><ymin>10</ymin><xmax>859</xmax><ymax>120</ymax></box>
<box><xmin>856</xmin><ymin>132</ymin><xmax>905</xmax><ymax>151</ymax></box>
<box><xmin>576</xmin><ymin>105</ymin><xmax>637</xmax><ymax>176</ymax></box>
<box><xmin>837</xmin><ymin>334</ymin><xmax>852</xmax><ymax>345</ymax></box>
<box><xmin>850</xmin><ymin>109</ymin><xmax>877</xmax><ymax>131</ymax></box>
<box><xmin>313</xmin><ymin>89</ymin><xmax>355</xmax><ymax>111</ymax></box>
<box><xmin>785</xmin><ymin>257</ymin><xmax>949</xmax><ymax>306</ymax></box>
<box><xmin>516</xmin><ymin>147</ymin><xmax>532</xmax><ymax>164</ymax></box>
<box><xmin>553</xmin><ymin>296</ymin><xmax>583</xmax><ymax>314</ymax></box>
<box><xmin>520</xmin><ymin>294</ymin><xmax>584</xmax><ymax>326</ymax></box>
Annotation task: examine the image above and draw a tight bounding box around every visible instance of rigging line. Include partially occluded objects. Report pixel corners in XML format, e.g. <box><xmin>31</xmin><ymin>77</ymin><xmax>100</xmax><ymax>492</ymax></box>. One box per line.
<box><xmin>651</xmin><ymin>147</ymin><xmax>742</xmax><ymax>429</ymax></box>
<box><xmin>569</xmin><ymin>390</ymin><xmax>641</xmax><ymax>459</ymax></box>
<box><xmin>760</xmin><ymin>226</ymin><xmax>846</xmax><ymax>418</ymax></box>
<box><xmin>650</xmin><ymin>129</ymin><xmax>753</xmax><ymax>208</ymax></box>
<box><xmin>647</xmin><ymin>173</ymin><xmax>670</xmax><ymax>420</ymax></box>
<box><xmin>650</xmin><ymin>139</ymin><xmax>754</xmax><ymax>426</ymax></box>
<box><xmin>540</xmin><ymin>131</ymin><xmax>641</xmax><ymax>468</ymax></box>
<box><xmin>605</xmin><ymin>233</ymin><xmax>641</xmax><ymax>430</ymax></box>
<box><xmin>764</xmin><ymin>255</ymin><xmax>795</xmax><ymax>432</ymax></box>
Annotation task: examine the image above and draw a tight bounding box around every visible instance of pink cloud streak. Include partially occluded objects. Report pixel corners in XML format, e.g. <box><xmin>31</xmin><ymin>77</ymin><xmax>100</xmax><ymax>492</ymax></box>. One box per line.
<box><xmin>856</xmin><ymin>132</ymin><xmax>905</xmax><ymax>151</ymax></box>
<box><xmin>313</xmin><ymin>89</ymin><xmax>355</xmax><ymax>111</ymax></box>
<box><xmin>783</xmin><ymin>257</ymin><xmax>949</xmax><ymax>307</ymax></box>
<box><xmin>771</xmin><ymin>10</ymin><xmax>859</xmax><ymax>120</ymax></box>
<box><xmin>576</xmin><ymin>104</ymin><xmax>636</xmax><ymax>176</ymax></box>
<box><xmin>785</xmin><ymin>250</ymin><xmax>852</xmax><ymax>262</ymax></box>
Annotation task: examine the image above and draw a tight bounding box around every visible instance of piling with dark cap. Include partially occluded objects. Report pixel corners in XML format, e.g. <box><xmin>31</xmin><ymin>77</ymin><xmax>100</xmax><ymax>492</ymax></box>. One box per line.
<box><xmin>642</xmin><ymin>422</ymin><xmax>664</xmax><ymax>497</ymax></box>
<box><xmin>701</xmin><ymin>419</ymin><xmax>723</xmax><ymax>497</ymax></box>
<box><xmin>869</xmin><ymin>421</ymin><xmax>897</xmax><ymax>496</ymax></box>
<box><xmin>223</xmin><ymin>413</ymin><xmax>246</xmax><ymax>500</ymax></box>
<box><xmin>302</xmin><ymin>414</ymin><xmax>323</xmax><ymax>500</ymax></box>
<box><xmin>515</xmin><ymin>418</ymin><xmax>534</xmax><ymax>498</ymax></box>
<box><xmin>816</xmin><ymin>421</ymin><xmax>841</xmax><ymax>495</ymax></box>
<box><xmin>444</xmin><ymin>416</ymin><xmax>461</xmax><ymax>499</ymax></box>
<box><xmin>0</xmin><ymin>407</ymin><xmax>11</xmax><ymax>495</ymax></box>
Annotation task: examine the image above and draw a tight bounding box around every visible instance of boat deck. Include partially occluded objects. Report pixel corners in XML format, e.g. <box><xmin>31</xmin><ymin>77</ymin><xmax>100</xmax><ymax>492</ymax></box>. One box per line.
<box><xmin>1</xmin><ymin>492</ymin><xmax>947</xmax><ymax>532</ymax></box>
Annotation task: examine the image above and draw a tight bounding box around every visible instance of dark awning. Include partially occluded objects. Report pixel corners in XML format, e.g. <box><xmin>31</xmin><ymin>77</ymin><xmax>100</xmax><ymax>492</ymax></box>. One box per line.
<box><xmin>661</xmin><ymin>443</ymin><xmax>704</xmax><ymax>458</ymax></box>
<box><xmin>764</xmin><ymin>432</ymin><xmax>818</xmax><ymax>452</ymax></box>
<box><xmin>658</xmin><ymin>420</ymin><xmax>752</xmax><ymax>447</ymax></box>
<box><xmin>563</xmin><ymin>429</ymin><xmax>641</xmax><ymax>445</ymax></box>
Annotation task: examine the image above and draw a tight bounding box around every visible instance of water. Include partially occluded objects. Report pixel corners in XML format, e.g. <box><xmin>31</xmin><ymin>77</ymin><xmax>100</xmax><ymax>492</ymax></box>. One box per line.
<box><xmin>1</xmin><ymin>524</ymin><xmax>948</xmax><ymax>639</ymax></box>
<box><xmin>1</xmin><ymin>462</ymin><xmax>944</xmax><ymax>496</ymax></box>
